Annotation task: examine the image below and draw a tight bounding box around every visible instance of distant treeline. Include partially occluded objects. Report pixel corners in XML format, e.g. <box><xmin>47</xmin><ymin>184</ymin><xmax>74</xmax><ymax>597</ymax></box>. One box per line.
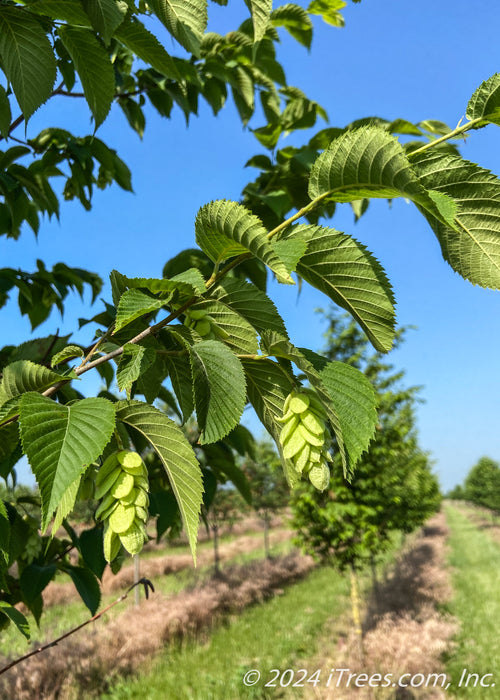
<box><xmin>447</xmin><ymin>457</ymin><xmax>500</xmax><ymax>511</ymax></box>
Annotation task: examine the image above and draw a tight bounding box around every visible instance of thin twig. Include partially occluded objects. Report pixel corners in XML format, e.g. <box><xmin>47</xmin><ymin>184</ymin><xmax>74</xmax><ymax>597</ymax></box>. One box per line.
<box><xmin>0</xmin><ymin>578</ymin><xmax>154</xmax><ymax>677</ymax></box>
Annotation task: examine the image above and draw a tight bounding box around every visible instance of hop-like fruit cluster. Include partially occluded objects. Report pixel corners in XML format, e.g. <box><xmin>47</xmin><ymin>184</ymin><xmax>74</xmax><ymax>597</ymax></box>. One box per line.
<box><xmin>95</xmin><ymin>450</ymin><xmax>149</xmax><ymax>562</ymax></box>
<box><xmin>278</xmin><ymin>389</ymin><xmax>332</xmax><ymax>491</ymax></box>
<box><xmin>183</xmin><ymin>308</ymin><xmax>228</xmax><ymax>340</ymax></box>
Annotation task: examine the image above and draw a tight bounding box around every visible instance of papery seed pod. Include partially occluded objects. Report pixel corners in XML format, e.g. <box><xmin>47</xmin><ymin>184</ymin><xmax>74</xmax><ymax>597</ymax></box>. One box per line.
<box><xmin>95</xmin><ymin>450</ymin><xmax>149</xmax><ymax>561</ymax></box>
<box><xmin>278</xmin><ymin>389</ymin><xmax>333</xmax><ymax>490</ymax></box>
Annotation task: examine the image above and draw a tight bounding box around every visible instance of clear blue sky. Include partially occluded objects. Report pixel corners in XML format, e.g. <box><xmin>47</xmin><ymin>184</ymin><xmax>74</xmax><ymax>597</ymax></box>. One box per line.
<box><xmin>2</xmin><ymin>0</ymin><xmax>500</xmax><ymax>491</ymax></box>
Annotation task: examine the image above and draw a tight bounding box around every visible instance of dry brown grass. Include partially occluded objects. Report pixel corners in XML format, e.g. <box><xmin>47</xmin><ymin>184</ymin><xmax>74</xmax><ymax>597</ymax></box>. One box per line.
<box><xmin>0</xmin><ymin>551</ymin><xmax>314</xmax><ymax>700</ymax></box>
<box><xmin>304</xmin><ymin>512</ymin><xmax>457</xmax><ymax>700</ymax></box>
<box><xmin>42</xmin><ymin>526</ymin><xmax>291</xmax><ymax>608</ymax></box>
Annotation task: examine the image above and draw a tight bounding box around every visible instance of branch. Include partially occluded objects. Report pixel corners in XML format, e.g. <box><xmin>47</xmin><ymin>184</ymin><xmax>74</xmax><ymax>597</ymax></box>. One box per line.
<box><xmin>0</xmin><ymin>578</ymin><xmax>155</xmax><ymax>677</ymax></box>
<box><xmin>407</xmin><ymin>117</ymin><xmax>482</xmax><ymax>159</ymax></box>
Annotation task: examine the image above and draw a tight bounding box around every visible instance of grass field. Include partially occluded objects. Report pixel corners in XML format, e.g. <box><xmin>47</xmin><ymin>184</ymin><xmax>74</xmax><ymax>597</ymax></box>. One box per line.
<box><xmin>444</xmin><ymin>504</ymin><xmax>500</xmax><ymax>696</ymax></box>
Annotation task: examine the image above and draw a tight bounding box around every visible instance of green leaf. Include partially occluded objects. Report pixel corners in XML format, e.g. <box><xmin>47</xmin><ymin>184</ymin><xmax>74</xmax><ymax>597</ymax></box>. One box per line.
<box><xmin>245</xmin><ymin>0</ymin><xmax>272</xmax><ymax>42</ymax></box>
<box><xmin>242</xmin><ymin>358</ymin><xmax>298</xmax><ymax>486</ymax></box>
<box><xmin>116</xmin><ymin>344</ymin><xmax>156</xmax><ymax>394</ymax></box>
<box><xmin>318</xmin><ymin>360</ymin><xmax>377</xmax><ymax>468</ymax></box>
<box><xmin>0</xmin><ymin>499</ymin><xmax>10</xmax><ymax>567</ymax></box>
<box><xmin>82</xmin><ymin>0</ymin><xmax>127</xmax><ymax>45</ymax></box>
<box><xmin>211</xmin><ymin>278</ymin><xmax>288</xmax><ymax>337</ymax></box>
<box><xmin>20</xmin><ymin>562</ymin><xmax>57</xmax><ymax>611</ymax></box>
<box><xmin>0</xmin><ymin>602</ymin><xmax>30</xmax><ymax>641</ymax></box>
<box><xmin>271</xmin><ymin>238</ymin><xmax>308</xmax><ymax>273</ymax></box>
<box><xmin>52</xmin><ymin>474</ymin><xmax>82</xmax><ymax>534</ymax></box>
<box><xmin>307</xmin><ymin>0</ymin><xmax>346</xmax><ymax>27</ymax></box>
<box><xmin>115</xmin><ymin>16</ymin><xmax>180</xmax><ymax>80</ymax></box>
<box><xmin>149</xmin><ymin>0</ymin><xmax>207</xmax><ymax>57</ymax></box>
<box><xmin>171</xmin><ymin>268</ymin><xmax>206</xmax><ymax>294</ymax></box>
<box><xmin>164</xmin><ymin>355</ymin><xmax>193</xmax><ymax>423</ymax></box>
<box><xmin>50</xmin><ymin>345</ymin><xmax>84</xmax><ymax>367</ymax></box>
<box><xmin>188</xmin><ymin>299</ymin><xmax>259</xmax><ymax>354</ymax></box>
<box><xmin>79</xmin><ymin>526</ymin><xmax>107</xmax><ymax>580</ymax></box>
<box><xmin>65</xmin><ymin>565</ymin><xmax>101</xmax><ymax>614</ymax></box>
<box><xmin>19</xmin><ymin>394</ymin><xmax>116</xmax><ymax>531</ymax></box>
<box><xmin>271</xmin><ymin>4</ymin><xmax>313</xmax><ymax>49</ymax></box>
<box><xmin>0</xmin><ymin>7</ymin><xmax>56</xmax><ymax>122</ymax></box>
<box><xmin>58</xmin><ymin>26</ymin><xmax>115</xmax><ymax>128</ymax></box>
<box><xmin>189</xmin><ymin>340</ymin><xmax>246</xmax><ymax>444</ymax></box>
<box><xmin>27</xmin><ymin>0</ymin><xmax>91</xmax><ymax>25</ymax></box>
<box><xmin>195</xmin><ymin>200</ymin><xmax>293</xmax><ymax>284</ymax></box>
<box><xmin>114</xmin><ymin>289</ymin><xmax>167</xmax><ymax>332</ymax></box>
<box><xmin>466</xmin><ymin>73</ymin><xmax>500</xmax><ymax>127</ymax></box>
<box><xmin>116</xmin><ymin>400</ymin><xmax>203</xmax><ymax>562</ymax></box>
<box><xmin>309</xmin><ymin>126</ymin><xmax>427</xmax><ymax>205</ymax></box>
<box><xmin>0</xmin><ymin>360</ymin><xmax>66</xmax><ymax>406</ymax></box>
<box><xmin>0</xmin><ymin>85</ymin><xmax>12</xmax><ymax>139</ymax></box>
<box><xmin>411</xmin><ymin>149</ymin><xmax>500</xmax><ymax>289</ymax></box>
<box><xmin>285</xmin><ymin>223</ymin><xmax>395</xmax><ymax>352</ymax></box>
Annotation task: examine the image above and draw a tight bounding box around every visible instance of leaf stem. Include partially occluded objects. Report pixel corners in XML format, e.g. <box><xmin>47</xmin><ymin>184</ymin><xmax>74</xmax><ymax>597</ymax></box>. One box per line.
<box><xmin>407</xmin><ymin>117</ymin><xmax>482</xmax><ymax>159</ymax></box>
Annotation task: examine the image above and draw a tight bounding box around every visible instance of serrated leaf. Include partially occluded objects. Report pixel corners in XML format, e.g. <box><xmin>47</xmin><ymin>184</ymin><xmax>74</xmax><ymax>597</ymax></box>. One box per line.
<box><xmin>27</xmin><ymin>0</ymin><xmax>91</xmax><ymax>24</ymax></box>
<box><xmin>19</xmin><ymin>394</ymin><xmax>115</xmax><ymax>531</ymax></box>
<box><xmin>0</xmin><ymin>7</ymin><xmax>57</xmax><ymax>122</ymax></box>
<box><xmin>58</xmin><ymin>26</ymin><xmax>115</xmax><ymax>128</ymax></box>
<box><xmin>115</xmin><ymin>16</ymin><xmax>179</xmax><ymax>80</ymax></box>
<box><xmin>116</xmin><ymin>400</ymin><xmax>203</xmax><ymax>562</ymax></box>
<box><xmin>79</xmin><ymin>527</ymin><xmax>107</xmax><ymax>580</ymax></box>
<box><xmin>171</xmin><ymin>267</ymin><xmax>206</xmax><ymax>294</ymax></box>
<box><xmin>245</xmin><ymin>0</ymin><xmax>272</xmax><ymax>42</ymax></box>
<box><xmin>271</xmin><ymin>4</ymin><xmax>312</xmax><ymax>49</ymax></box>
<box><xmin>164</xmin><ymin>355</ymin><xmax>193</xmax><ymax>423</ymax></box>
<box><xmin>116</xmin><ymin>344</ymin><xmax>155</xmax><ymax>394</ymax></box>
<box><xmin>271</xmin><ymin>237</ymin><xmax>307</xmax><ymax>273</ymax></box>
<box><xmin>0</xmin><ymin>602</ymin><xmax>30</xmax><ymax>641</ymax></box>
<box><xmin>211</xmin><ymin>278</ymin><xmax>288</xmax><ymax>337</ymax></box>
<box><xmin>52</xmin><ymin>475</ymin><xmax>81</xmax><ymax>534</ymax></box>
<box><xmin>188</xmin><ymin>299</ymin><xmax>259</xmax><ymax>354</ymax></box>
<box><xmin>20</xmin><ymin>563</ymin><xmax>57</xmax><ymax>611</ymax></box>
<box><xmin>114</xmin><ymin>289</ymin><xmax>167</xmax><ymax>332</ymax></box>
<box><xmin>149</xmin><ymin>0</ymin><xmax>207</xmax><ymax>57</ymax></box>
<box><xmin>285</xmin><ymin>223</ymin><xmax>395</xmax><ymax>352</ymax></box>
<box><xmin>0</xmin><ymin>360</ymin><xmax>66</xmax><ymax>406</ymax></box>
<box><xmin>308</xmin><ymin>0</ymin><xmax>346</xmax><ymax>27</ymax></box>
<box><xmin>189</xmin><ymin>340</ymin><xmax>246</xmax><ymax>444</ymax></box>
<box><xmin>309</xmin><ymin>126</ymin><xmax>428</xmax><ymax>205</ymax></box>
<box><xmin>318</xmin><ymin>360</ymin><xmax>377</xmax><ymax>468</ymax></box>
<box><xmin>0</xmin><ymin>85</ymin><xmax>12</xmax><ymax>139</ymax></box>
<box><xmin>65</xmin><ymin>565</ymin><xmax>101</xmax><ymax>614</ymax></box>
<box><xmin>411</xmin><ymin>149</ymin><xmax>500</xmax><ymax>289</ymax></box>
<box><xmin>82</xmin><ymin>0</ymin><xmax>127</xmax><ymax>45</ymax></box>
<box><xmin>242</xmin><ymin>358</ymin><xmax>298</xmax><ymax>486</ymax></box>
<box><xmin>195</xmin><ymin>200</ymin><xmax>293</xmax><ymax>284</ymax></box>
<box><xmin>466</xmin><ymin>73</ymin><xmax>500</xmax><ymax>127</ymax></box>
<box><xmin>0</xmin><ymin>499</ymin><xmax>10</xmax><ymax>566</ymax></box>
<box><xmin>51</xmin><ymin>345</ymin><xmax>84</xmax><ymax>367</ymax></box>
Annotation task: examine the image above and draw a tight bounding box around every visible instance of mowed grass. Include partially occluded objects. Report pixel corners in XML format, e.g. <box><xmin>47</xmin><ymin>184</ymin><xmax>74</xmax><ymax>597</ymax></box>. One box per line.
<box><xmin>0</xmin><ymin>534</ymin><xmax>292</xmax><ymax>660</ymax></box>
<box><xmin>445</xmin><ymin>504</ymin><xmax>500</xmax><ymax>695</ymax></box>
<box><xmin>102</xmin><ymin>540</ymin><xmax>403</xmax><ymax>700</ymax></box>
<box><xmin>101</xmin><ymin>565</ymin><xmax>351</xmax><ymax>700</ymax></box>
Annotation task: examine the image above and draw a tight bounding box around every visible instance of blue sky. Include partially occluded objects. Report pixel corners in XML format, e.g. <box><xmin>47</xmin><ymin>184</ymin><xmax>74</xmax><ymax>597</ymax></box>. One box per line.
<box><xmin>2</xmin><ymin>0</ymin><xmax>500</xmax><ymax>491</ymax></box>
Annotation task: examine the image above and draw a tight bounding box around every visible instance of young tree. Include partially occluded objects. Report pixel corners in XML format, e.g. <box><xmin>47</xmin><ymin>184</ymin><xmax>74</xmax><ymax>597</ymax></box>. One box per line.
<box><xmin>241</xmin><ymin>439</ymin><xmax>289</xmax><ymax>557</ymax></box>
<box><xmin>291</xmin><ymin>311</ymin><xmax>441</xmax><ymax>655</ymax></box>
<box><xmin>1</xmin><ymin>0</ymin><xmax>500</xmax><ymax>647</ymax></box>
<box><xmin>203</xmin><ymin>486</ymin><xmax>248</xmax><ymax>574</ymax></box>
<box><xmin>463</xmin><ymin>456</ymin><xmax>500</xmax><ymax>514</ymax></box>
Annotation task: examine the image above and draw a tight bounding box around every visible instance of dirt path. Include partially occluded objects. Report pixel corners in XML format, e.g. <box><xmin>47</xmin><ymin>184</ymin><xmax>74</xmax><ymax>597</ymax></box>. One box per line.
<box><xmin>303</xmin><ymin>512</ymin><xmax>457</xmax><ymax>699</ymax></box>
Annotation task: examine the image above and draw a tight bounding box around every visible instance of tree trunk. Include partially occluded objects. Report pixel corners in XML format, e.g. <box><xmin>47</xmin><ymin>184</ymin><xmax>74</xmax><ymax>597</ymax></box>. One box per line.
<box><xmin>263</xmin><ymin>511</ymin><xmax>270</xmax><ymax>559</ymax></box>
<box><xmin>370</xmin><ymin>554</ymin><xmax>379</xmax><ymax>605</ymax></box>
<box><xmin>212</xmin><ymin>524</ymin><xmax>220</xmax><ymax>574</ymax></box>
<box><xmin>350</xmin><ymin>565</ymin><xmax>364</xmax><ymax>664</ymax></box>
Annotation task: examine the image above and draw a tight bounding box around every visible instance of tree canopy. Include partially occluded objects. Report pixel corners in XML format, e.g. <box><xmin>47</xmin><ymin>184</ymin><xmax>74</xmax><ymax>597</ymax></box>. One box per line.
<box><xmin>1</xmin><ymin>0</ymin><xmax>500</xmax><ymax>643</ymax></box>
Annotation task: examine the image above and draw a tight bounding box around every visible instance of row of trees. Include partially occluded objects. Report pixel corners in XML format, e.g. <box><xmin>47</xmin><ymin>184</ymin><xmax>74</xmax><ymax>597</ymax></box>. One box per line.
<box><xmin>447</xmin><ymin>457</ymin><xmax>500</xmax><ymax>513</ymax></box>
<box><xmin>1</xmin><ymin>0</ymin><xmax>498</xmax><ymax>645</ymax></box>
